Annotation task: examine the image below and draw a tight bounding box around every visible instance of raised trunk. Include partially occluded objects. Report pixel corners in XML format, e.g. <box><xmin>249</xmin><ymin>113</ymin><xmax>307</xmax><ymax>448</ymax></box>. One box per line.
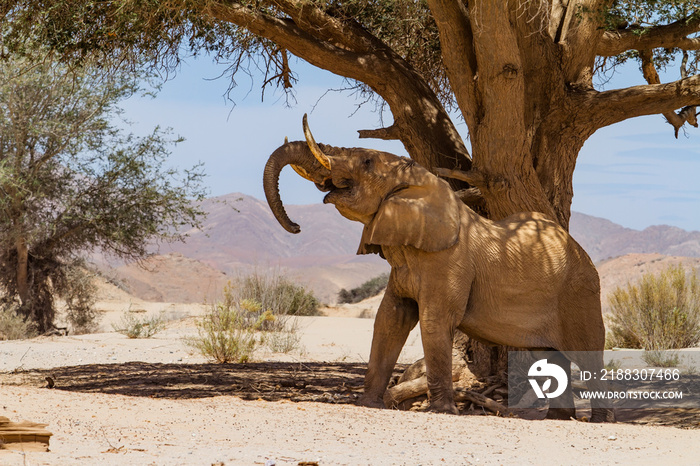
<box><xmin>262</xmin><ymin>141</ymin><xmax>330</xmax><ymax>234</ymax></box>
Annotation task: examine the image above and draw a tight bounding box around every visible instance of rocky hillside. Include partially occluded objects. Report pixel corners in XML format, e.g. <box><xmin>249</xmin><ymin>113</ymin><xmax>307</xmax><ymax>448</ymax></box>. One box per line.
<box><xmin>570</xmin><ymin>212</ymin><xmax>700</xmax><ymax>262</ymax></box>
<box><xmin>100</xmin><ymin>193</ymin><xmax>700</xmax><ymax>305</ymax></box>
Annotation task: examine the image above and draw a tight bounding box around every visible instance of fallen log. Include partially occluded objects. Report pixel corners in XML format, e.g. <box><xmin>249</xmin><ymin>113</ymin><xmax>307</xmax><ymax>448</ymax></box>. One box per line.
<box><xmin>384</xmin><ymin>374</ymin><xmax>509</xmax><ymax>416</ymax></box>
<box><xmin>0</xmin><ymin>416</ymin><xmax>52</xmax><ymax>452</ymax></box>
<box><xmin>454</xmin><ymin>388</ymin><xmax>509</xmax><ymax>415</ymax></box>
<box><xmin>384</xmin><ymin>370</ymin><xmax>463</xmax><ymax>409</ymax></box>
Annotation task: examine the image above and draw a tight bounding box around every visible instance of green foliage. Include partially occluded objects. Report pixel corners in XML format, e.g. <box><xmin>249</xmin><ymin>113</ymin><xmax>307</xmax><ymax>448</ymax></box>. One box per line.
<box><xmin>596</xmin><ymin>1</ymin><xmax>700</xmax><ymax>79</ymax></box>
<box><xmin>3</xmin><ymin>1</ymin><xmax>696</xmax><ymax>112</ymax></box>
<box><xmin>112</xmin><ymin>310</ymin><xmax>167</xmax><ymax>339</ymax></box>
<box><xmin>606</xmin><ymin>264</ymin><xmax>700</xmax><ymax>350</ymax></box>
<box><xmin>338</xmin><ymin>273</ymin><xmax>389</xmax><ymax>304</ymax></box>
<box><xmin>237</xmin><ymin>271</ymin><xmax>320</xmax><ymax>321</ymax></box>
<box><xmin>0</xmin><ymin>302</ymin><xmax>37</xmax><ymax>340</ymax></box>
<box><xmin>0</xmin><ymin>53</ymin><xmax>206</xmax><ymax>332</ymax></box>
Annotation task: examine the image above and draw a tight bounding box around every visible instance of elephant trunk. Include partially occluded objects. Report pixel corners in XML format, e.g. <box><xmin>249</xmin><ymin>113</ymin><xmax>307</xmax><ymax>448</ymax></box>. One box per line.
<box><xmin>263</xmin><ymin>141</ymin><xmax>330</xmax><ymax>234</ymax></box>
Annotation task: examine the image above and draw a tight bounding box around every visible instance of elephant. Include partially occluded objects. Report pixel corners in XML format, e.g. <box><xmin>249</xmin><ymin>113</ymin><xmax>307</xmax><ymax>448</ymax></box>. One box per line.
<box><xmin>263</xmin><ymin>115</ymin><xmax>615</xmax><ymax>422</ymax></box>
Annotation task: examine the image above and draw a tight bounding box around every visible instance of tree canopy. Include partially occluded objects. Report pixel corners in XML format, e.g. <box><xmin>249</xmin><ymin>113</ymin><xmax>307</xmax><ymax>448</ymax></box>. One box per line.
<box><xmin>3</xmin><ymin>1</ymin><xmax>698</xmax><ymax>228</ymax></box>
<box><xmin>0</xmin><ymin>54</ymin><xmax>206</xmax><ymax>332</ymax></box>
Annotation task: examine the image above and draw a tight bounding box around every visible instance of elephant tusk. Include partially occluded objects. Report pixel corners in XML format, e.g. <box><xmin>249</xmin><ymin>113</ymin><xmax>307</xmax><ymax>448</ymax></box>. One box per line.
<box><xmin>290</xmin><ymin>164</ymin><xmax>315</xmax><ymax>182</ymax></box>
<box><xmin>302</xmin><ymin>113</ymin><xmax>332</xmax><ymax>170</ymax></box>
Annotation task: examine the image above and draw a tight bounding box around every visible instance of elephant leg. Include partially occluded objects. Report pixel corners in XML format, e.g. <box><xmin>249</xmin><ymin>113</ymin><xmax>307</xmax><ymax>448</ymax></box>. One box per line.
<box><xmin>566</xmin><ymin>350</ymin><xmax>616</xmax><ymax>423</ymax></box>
<box><xmin>544</xmin><ymin>351</ymin><xmax>576</xmax><ymax>420</ymax></box>
<box><xmin>420</xmin><ymin>313</ymin><xmax>459</xmax><ymax>415</ymax></box>
<box><xmin>358</xmin><ymin>281</ymin><xmax>418</xmax><ymax>409</ymax></box>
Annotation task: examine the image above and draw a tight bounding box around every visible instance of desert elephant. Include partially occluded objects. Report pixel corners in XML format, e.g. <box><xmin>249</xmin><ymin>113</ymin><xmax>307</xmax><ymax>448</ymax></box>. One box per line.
<box><xmin>263</xmin><ymin>115</ymin><xmax>615</xmax><ymax>422</ymax></box>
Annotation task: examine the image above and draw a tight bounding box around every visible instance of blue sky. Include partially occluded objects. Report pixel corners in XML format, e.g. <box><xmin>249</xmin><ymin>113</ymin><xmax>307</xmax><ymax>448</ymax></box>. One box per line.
<box><xmin>120</xmin><ymin>57</ymin><xmax>700</xmax><ymax>232</ymax></box>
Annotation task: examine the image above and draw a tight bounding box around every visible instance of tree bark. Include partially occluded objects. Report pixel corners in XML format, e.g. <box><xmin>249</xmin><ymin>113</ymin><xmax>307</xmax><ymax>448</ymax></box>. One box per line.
<box><xmin>15</xmin><ymin>236</ymin><xmax>29</xmax><ymax>306</ymax></box>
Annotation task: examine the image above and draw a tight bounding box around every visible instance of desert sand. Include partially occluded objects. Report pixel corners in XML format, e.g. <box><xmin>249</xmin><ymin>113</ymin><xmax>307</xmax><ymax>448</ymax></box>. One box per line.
<box><xmin>1</xmin><ymin>297</ymin><xmax>700</xmax><ymax>465</ymax></box>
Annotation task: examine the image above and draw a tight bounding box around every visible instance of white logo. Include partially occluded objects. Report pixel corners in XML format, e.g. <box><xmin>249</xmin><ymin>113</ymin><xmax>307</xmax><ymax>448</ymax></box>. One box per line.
<box><xmin>528</xmin><ymin>359</ymin><xmax>568</xmax><ymax>399</ymax></box>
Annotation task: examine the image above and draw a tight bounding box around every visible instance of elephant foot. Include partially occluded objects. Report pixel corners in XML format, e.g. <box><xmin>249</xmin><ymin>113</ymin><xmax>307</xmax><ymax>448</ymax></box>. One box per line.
<box><xmin>590</xmin><ymin>408</ymin><xmax>616</xmax><ymax>423</ymax></box>
<box><xmin>357</xmin><ymin>395</ymin><xmax>386</xmax><ymax>409</ymax></box>
<box><xmin>428</xmin><ymin>400</ymin><xmax>459</xmax><ymax>415</ymax></box>
<box><xmin>545</xmin><ymin>407</ymin><xmax>576</xmax><ymax>421</ymax></box>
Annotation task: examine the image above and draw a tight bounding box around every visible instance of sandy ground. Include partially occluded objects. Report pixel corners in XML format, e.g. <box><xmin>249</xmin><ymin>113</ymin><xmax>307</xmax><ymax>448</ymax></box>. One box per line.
<box><xmin>1</xmin><ymin>300</ymin><xmax>700</xmax><ymax>465</ymax></box>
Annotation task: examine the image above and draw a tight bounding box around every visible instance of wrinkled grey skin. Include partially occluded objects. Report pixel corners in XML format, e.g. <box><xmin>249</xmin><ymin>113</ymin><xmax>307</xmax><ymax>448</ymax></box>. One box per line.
<box><xmin>263</xmin><ymin>119</ymin><xmax>614</xmax><ymax>422</ymax></box>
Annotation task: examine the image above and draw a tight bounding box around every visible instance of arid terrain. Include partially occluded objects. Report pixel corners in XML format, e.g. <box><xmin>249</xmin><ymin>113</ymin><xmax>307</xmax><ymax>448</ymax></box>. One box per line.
<box><xmin>2</xmin><ymin>199</ymin><xmax>700</xmax><ymax>464</ymax></box>
<box><xmin>1</xmin><ymin>282</ymin><xmax>700</xmax><ymax>465</ymax></box>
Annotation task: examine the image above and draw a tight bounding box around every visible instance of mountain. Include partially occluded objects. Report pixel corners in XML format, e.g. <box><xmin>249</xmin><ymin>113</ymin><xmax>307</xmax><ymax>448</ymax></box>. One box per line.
<box><xmin>164</xmin><ymin>193</ymin><xmax>375</xmax><ymax>268</ymax></box>
<box><xmin>570</xmin><ymin>212</ymin><xmax>700</xmax><ymax>262</ymax></box>
<box><xmin>102</xmin><ymin>193</ymin><xmax>700</xmax><ymax>305</ymax></box>
<box><xmin>110</xmin><ymin>193</ymin><xmax>388</xmax><ymax>304</ymax></box>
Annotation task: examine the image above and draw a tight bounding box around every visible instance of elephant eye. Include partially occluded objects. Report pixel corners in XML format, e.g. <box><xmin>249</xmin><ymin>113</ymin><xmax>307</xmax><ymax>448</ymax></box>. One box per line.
<box><xmin>363</xmin><ymin>157</ymin><xmax>372</xmax><ymax>168</ymax></box>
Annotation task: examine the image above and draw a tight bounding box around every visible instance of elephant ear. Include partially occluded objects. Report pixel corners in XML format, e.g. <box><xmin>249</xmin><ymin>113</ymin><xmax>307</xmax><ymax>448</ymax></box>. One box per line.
<box><xmin>359</xmin><ymin>181</ymin><xmax>461</xmax><ymax>253</ymax></box>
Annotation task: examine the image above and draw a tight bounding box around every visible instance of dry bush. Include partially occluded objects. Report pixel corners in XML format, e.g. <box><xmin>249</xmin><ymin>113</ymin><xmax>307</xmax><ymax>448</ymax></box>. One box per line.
<box><xmin>0</xmin><ymin>302</ymin><xmax>37</xmax><ymax>340</ymax></box>
<box><xmin>606</xmin><ymin>264</ymin><xmax>700</xmax><ymax>350</ymax></box>
<box><xmin>62</xmin><ymin>267</ymin><xmax>100</xmax><ymax>334</ymax></box>
<box><xmin>641</xmin><ymin>350</ymin><xmax>680</xmax><ymax>368</ymax></box>
<box><xmin>264</xmin><ymin>318</ymin><xmax>304</xmax><ymax>354</ymax></box>
<box><xmin>112</xmin><ymin>309</ymin><xmax>166</xmax><ymax>338</ymax></box>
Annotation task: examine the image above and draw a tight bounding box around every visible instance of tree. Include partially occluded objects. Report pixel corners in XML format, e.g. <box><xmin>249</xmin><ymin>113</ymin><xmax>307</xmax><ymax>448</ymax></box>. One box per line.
<box><xmin>0</xmin><ymin>55</ymin><xmax>206</xmax><ymax>332</ymax></box>
<box><xmin>4</xmin><ymin>1</ymin><xmax>698</xmax><ymax>373</ymax></box>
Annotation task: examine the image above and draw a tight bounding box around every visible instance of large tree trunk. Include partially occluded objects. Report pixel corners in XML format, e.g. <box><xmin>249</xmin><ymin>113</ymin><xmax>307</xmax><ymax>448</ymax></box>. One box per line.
<box><xmin>205</xmin><ymin>0</ymin><xmax>610</xmax><ymax>392</ymax></box>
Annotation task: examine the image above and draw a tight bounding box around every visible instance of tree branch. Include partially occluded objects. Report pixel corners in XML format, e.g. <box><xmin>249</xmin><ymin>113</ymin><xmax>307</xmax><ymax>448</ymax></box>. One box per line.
<box><xmin>205</xmin><ymin>3</ymin><xmax>372</xmax><ymax>81</ymax></box>
<box><xmin>559</xmin><ymin>0</ymin><xmax>611</xmax><ymax>85</ymax></box>
<box><xmin>269</xmin><ymin>0</ymin><xmax>375</xmax><ymax>54</ymax></box>
<box><xmin>357</xmin><ymin>124</ymin><xmax>400</xmax><ymax>141</ymax></box>
<box><xmin>639</xmin><ymin>49</ymin><xmax>698</xmax><ymax>138</ymax></box>
<box><xmin>598</xmin><ymin>14</ymin><xmax>700</xmax><ymax>57</ymax></box>
<box><xmin>205</xmin><ymin>1</ymin><xmax>472</xmax><ymax>172</ymax></box>
<box><xmin>584</xmin><ymin>75</ymin><xmax>700</xmax><ymax>130</ymax></box>
<box><xmin>425</xmin><ymin>0</ymin><xmax>478</xmax><ymax>128</ymax></box>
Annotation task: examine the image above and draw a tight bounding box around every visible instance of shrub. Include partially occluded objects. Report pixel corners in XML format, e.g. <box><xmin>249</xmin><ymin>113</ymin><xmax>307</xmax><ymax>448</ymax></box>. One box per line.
<box><xmin>604</xmin><ymin>358</ymin><xmax>621</xmax><ymax>372</ymax></box>
<box><xmin>188</xmin><ymin>295</ymin><xmax>258</xmax><ymax>363</ymax></box>
<box><xmin>62</xmin><ymin>267</ymin><xmax>100</xmax><ymax>334</ymax></box>
<box><xmin>264</xmin><ymin>319</ymin><xmax>303</xmax><ymax>354</ymax></box>
<box><xmin>187</xmin><ymin>275</ymin><xmax>309</xmax><ymax>363</ymax></box>
<box><xmin>0</xmin><ymin>302</ymin><xmax>37</xmax><ymax>340</ymax></box>
<box><xmin>338</xmin><ymin>273</ymin><xmax>389</xmax><ymax>304</ymax></box>
<box><xmin>112</xmin><ymin>309</ymin><xmax>166</xmax><ymax>338</ymax></box>
<box><xmin>606</xmin><ymin>264</ymin><xmax>700</xmax><ymax>350</ymax></box>
<box><xmin>236</xmin><ymin>271</ymin><xmax>320</xmax><ymax>324</ymax></box>
<box><xmin>642</xmin><ymin>350</ymin><xmax>680</xmax><ymax>368</ymax></box>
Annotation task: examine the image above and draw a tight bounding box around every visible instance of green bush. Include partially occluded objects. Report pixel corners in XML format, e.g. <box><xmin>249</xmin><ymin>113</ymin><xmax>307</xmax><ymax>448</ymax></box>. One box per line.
<box><xmin>0</xmin><ymin>302</ymin><xmax>37</xmax><ymax>340</ymax></box>
<box><xmin>187</xmin><ymin>274</ymin><xmax>309</xmax><ymax>363</ymax></box>
<box><xmin>606</xmin><ymin>264</ymin><xmax>700</xmax><ymax>350</ymax></box>
<box><xmin>338</xmin><ymin>273</ymin><xmax>389</xmax><ymax>304</ymax></box>
<box><xmin>188</xmin><ymin>293</ymin><xmax>258</xmax><ymax>363</ymax></box>
<box><xmin>237</xmin><ymin>271</ymin><xmax>320</xmax><ymax>320</ymax></box>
